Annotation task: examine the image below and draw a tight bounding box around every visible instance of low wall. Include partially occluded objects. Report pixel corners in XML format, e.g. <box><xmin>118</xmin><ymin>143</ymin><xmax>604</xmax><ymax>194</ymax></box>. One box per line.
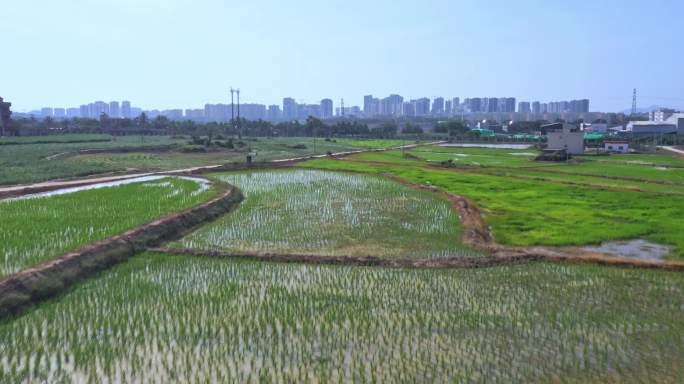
<box><xmin>0</xmin><ymin>183</ymin><xmax>244</xmax><ymax>319</ymax></box>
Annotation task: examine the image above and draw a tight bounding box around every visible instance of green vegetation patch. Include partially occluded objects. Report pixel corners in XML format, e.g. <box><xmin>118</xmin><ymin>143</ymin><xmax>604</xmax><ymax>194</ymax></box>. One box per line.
<box><xmin>0</xmin><ymin>135</ymin><xmax>185</xmax><ymax>186</ymax></box>
<box><xmin>299</xmin><ymin>159</ymin><xmax>684</xmax><ymax>258</ymax></box>
<box><xmin>0</xmin><ymin>134</ymin><xmax>113</xmax><ymax>145</ymax></box>
<box><xmin>0</xmin><ymin>177</ymin><xmax>213</xmax><ymax>278</ymax></box>
<box><xmin>1</xmin><ymin>254</ymin><xmax>682</xmax><ymax>382</ymax></box>
<box><xmin>173</xmin><ymin>169</ymin><xmax>477</xmax><ymax>258</ymax></box>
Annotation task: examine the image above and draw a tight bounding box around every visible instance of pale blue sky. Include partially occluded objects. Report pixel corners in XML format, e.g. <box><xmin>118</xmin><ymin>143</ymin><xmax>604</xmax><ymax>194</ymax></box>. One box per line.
<box><xmin>2</xmin><ymin>0</ymin><xmax>682</xmax><ymax>112</ymax></box>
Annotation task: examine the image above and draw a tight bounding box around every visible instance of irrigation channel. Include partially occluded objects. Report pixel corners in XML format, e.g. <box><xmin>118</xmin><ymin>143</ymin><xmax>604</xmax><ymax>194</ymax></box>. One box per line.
<box><xmin>2</xmin><ymin>151</ymin><xmax>684</xmax><ymax>318</ymax></box>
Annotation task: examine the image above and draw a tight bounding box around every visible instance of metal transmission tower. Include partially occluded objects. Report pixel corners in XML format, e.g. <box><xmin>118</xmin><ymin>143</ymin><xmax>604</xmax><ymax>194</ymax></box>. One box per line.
<box><xmin>229</xmin><ymin>87</ymin><xmax>242</xmax><ymax>138</ymax></box>
<box><xmin>632</xmin><ymin>88</ymin><xmax>637</xmax><ymax>115</ymax></box>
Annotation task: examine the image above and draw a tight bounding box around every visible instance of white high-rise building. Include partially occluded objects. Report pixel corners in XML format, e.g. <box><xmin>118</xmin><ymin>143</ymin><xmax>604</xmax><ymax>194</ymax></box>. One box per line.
<box><xmin>121</xmin><ymin>101</ymin><xmax>132</xmax><ymax>118</ymax></box>
<box><xmin>109</xmin><ymin>101</ymin><xmax>120</xmax><ymax>118</ymax></box>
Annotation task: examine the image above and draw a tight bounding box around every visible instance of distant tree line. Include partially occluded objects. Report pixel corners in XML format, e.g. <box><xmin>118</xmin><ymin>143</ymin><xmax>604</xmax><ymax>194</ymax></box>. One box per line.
<box><xmin>6</xmin><ymin>113</ymin><xmax>413</xmax><ymax>139</ymax></box>
<box><xmin>6</xmin><ymin>112</ymin><xmax>635</xmax><ymax>138</ymax></box>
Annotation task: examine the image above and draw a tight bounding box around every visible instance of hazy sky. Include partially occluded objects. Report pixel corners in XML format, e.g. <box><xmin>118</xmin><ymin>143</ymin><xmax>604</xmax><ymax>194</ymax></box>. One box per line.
<box><xmin>2</xmin><ymin>0</ymin><xmax>683</xmax><ymax>112</ymax></box>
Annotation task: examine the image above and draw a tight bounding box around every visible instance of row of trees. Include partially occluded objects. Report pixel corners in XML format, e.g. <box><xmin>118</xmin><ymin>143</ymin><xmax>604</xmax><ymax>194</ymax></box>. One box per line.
<box><xmin>7</xmin><ymin>113</ymin><xmax>431</xmax><ymax>138</ymax></box>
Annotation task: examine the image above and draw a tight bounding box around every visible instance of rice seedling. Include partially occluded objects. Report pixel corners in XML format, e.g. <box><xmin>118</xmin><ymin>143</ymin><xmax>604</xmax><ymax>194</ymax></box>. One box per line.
<box><xmin>299</xmin><ymin>158</ymin><xmax>684</xmax><ymax>258</ymax></box>
<box><xmin>0</xmin><ymin>177</ymin><xmax>213</xmax><ymax>278</ymax></box>
<box><xmin>174</xmin><ymin>169</ymin><xmax>480</xmax><ymax>258</ymax></box>
<box><xmin>0</xmin><ymin>253</ymin><xmax>681</xmax><ymax>383</ymax></box>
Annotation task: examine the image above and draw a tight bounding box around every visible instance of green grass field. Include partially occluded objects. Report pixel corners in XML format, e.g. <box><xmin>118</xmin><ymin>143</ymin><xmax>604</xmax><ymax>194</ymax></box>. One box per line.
<box><xmin>300</xmin><ymin>152</ymin><xmax>684</xmax><ymax>258</ymax></box>
<box><xmin>0</xmin><ymin>134</ymin><xmax>113</xmax><ymax>145</ymax></box>
<box><xmin>1</xmin><ymin>253</ymin><xmax>681</xmax><ymax>383</ymax></box>
<box><xmin>0</xmin><ymin>135</ymin><xmax>186</xmax><ymax>186</ymax></box>
<box><xmin>0</xmin><ymin>177</ymin><xmax>213</xmax><ymax>278</ymax></box>
<box><xmin>0</xmin><ymin>135</ymin><xmax>406</xmax><ymax>186</ymax></box>
<box><xmin>172</xmin><ymin>169</ymin><xmax>477</xmax><ymax>258</ymax></box>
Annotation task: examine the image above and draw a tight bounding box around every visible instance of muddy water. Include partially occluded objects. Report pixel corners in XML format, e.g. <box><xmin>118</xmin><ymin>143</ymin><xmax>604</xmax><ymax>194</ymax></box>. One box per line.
<box><xmin>5</xmin><ymin>176</ymin><xmax>211</xmax><ymax>201</ymax></box>
<box><xmin>582</xmin><ymin>239</ymin><xmax>671</xmax><ymax>261</ymax></box>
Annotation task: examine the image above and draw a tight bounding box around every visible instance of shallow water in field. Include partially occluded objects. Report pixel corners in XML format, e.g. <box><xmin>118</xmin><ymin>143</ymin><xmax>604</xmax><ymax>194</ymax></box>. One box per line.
<box><xmin>7</xmin><ymin>176</ymin><xmax>211</xmax><ymax>201</ymax></box>
<box><xmin>440</xmin><ymin>143</ymin><xmax>532</xmax><ymax>149</ymax></box>
<box><xmin>582</xmin><ymin>239</ymin><xmax>671</xmax><ymax>260</ymax></box>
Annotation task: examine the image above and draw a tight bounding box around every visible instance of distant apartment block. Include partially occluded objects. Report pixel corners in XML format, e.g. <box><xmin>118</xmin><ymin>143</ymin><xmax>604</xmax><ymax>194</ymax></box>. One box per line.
<box><xmin>432</xmin><ymin>97</ymin><xmax>445</xmax><ymax>115</ymax></box>
<box><xmin>121</xmin><ymin>101</ymin><xmax>131</xmax><ymax>118</ymax></box>
<box><xmin>283</xmin><ymin>98</ymin><xmax>297</xmax><ymax>120</ymax></box>
<box><xmin>66</xmin><ymin>108</ymin><xmax>80</xmax><ymax>118</ymax></box>
<box><xmin>320</xmin><ymin>99</ymin><xmax>333</xmax><ymax>119</ymax></box>
<box><xmin>532</xmin><ymin>101</ymin><xmax>541</xmax><ymax>114</ymax></box>
<box><xmin>53</xmin><ymin>108</ymin><xmax>66</xmax><ymax>118</ymax></box>
<box><xmin>109</xmin><ymin>101</ymin><xmax>120</xmax><ymax>118</ymax></box>
<box><xmin>41</xmin><ymin>108</ymin><xmax>53</xmax><ymax>118</ymax></box>
<box><xmin>267</xmin><ymin>105</ymin><xmax>281</xmax><ymax>121</ymax></box>
<box><xmin>518</xmin><ymin>102</ymin><xmax>531</xmax><ymax>114</ymax></box>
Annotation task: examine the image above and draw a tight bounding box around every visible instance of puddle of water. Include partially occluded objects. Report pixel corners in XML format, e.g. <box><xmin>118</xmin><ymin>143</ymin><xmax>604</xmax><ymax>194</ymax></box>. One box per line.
<box><xmin>440</xmin><ymin>143</ymin><xmax>532</xmax><ymax>149</ymax></box>
<box><xmin>509</xmin><ymin>152</ymin><xmax>536</xmax><ymax>156</ymax></box>
<box><xmin>654</xmin><ymin>167</ymin><xmax>668</xmax><ymax>171</ymax></box>
<box><xmin>582</xmin><ymin>239</ymin><xmax>671</xmax><ymax>261</ymax></box>
<box><xmin>5</xmin><ymin>176</ymin><xmax>211</xmax><ymax>201</ymax></box>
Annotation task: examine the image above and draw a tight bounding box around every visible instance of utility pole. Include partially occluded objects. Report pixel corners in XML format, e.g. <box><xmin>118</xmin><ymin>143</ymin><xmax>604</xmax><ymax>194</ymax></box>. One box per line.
<box><xmin>237</xmin><ymin>88</ymin><xmax>242</xmax><ymax>139</ymax></box>
<box><xmin>230</xmin><ymin>88</ymin><xmax>235</xmax><ymax>136</ymax></box>
<box><xmin>632</xmin><ymin>88</ymin><xmax>637</xmax><ymax>116</ymax></box>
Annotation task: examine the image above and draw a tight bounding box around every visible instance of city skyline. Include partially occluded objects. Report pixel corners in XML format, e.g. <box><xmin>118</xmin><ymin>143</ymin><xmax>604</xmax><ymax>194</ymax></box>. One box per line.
<box><xmin>9</xmin><ymin>91</ymin><xmax>669</xmax><ymax>116</ymax></box>
<box><xmin>2</xmin><ymin>0</ymin><xmax>683</xmax><ymax>113</ymax></box>
<box><xmin>27</xmin><ymin>94</ymin><xmax>592</xmax><ymax>122</ymax></box>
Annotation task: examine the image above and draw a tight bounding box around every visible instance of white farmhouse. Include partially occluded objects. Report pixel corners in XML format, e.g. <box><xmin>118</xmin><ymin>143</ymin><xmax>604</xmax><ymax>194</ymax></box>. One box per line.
<box><xmin>604</xmin><ymin>140</ymin><xmax>629</xmax><ymax>153</ymax></box>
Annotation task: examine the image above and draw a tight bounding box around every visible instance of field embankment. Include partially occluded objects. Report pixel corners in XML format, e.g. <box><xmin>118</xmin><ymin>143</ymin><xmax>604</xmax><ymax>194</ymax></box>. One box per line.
<box><xmin>0</xmin><ymin>180</ymin><xmax>243</xmax><ymax>318</ymax></box>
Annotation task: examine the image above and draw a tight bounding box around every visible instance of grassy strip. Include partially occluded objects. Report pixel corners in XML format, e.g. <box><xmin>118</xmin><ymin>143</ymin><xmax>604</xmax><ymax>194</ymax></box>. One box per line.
<box><xmin>0</xmin><ymin>177</ymin><xmax>214</xmax><ymax>278</ymax></box>
<box><xmin>0</xmin><ymin>136</ymin><xmax>364</xmax><ymax>186</ymax></box>
<box><xmin>298</xmin><ymin>159</ymin><xmax>684</xmax><ymax>258</ymax></box>
<box><xmin>0</xmin><ymin>134</ymin><xmax>113</xmax><ymax>145</ymax></box>
<box><xmin>0</xmin><ymin>136</ymin><xmax>186</xmax><ymax>186</ymax></box>
<box><xmin>1</xmin><ymin>253</ymin><xmax>682</xmax><ymax>382</ymax></box>
<box><xmin>172</xmin><ymin>169</ymin><xmax>479</xmax><ymax>258</ymax></box>
<box><xmin>475</xmin><ymin>167</ymin><xmax>684</xmax><ymax>195</ymax></box>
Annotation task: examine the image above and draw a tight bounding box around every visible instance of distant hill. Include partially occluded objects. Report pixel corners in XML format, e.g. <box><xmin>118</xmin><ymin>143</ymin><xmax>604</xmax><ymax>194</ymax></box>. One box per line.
<box><xmin>621</xmin><ymin>105</ymin><xmax>679</xmax><ymax>115</ymax></box>
<box><xmin>620</xmin><ymin>105</ymin><xmax>663</xmax><ymax>114</ymax></box>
